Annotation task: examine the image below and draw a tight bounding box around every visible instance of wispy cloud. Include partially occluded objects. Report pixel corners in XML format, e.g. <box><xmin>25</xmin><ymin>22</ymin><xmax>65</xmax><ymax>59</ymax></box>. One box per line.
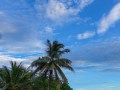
<box><xmin>66</xmin><ymin>37</ymin><xmax>120</xmax><ymax>67</ymax></box>
<box><xmin>0</xmin><ymin>54</ymin><xmax>24</xmax><ymax>62</ymax></box>
<box><xmin>36</xmin><ymin>0</ymin><xmax>94</xmax><ymax>24</ymax></box>
<box><xmin>97</xmin><ymin>3</ymin><xmax>120</xmax><ymax>34</ymax></box>
<box><xmin>79</xmin><ymin>0</ymin><xmax>94</xmax><ymax>9</ymax></box>
<box><xmin>0</xmin><ymin>54</ymin><xmax>25</xmax><ymax>67</ymax></box>
<box><xmin>0</xmin><ymin>12</ymin><xmax>17</xmax><ymax>34</ymax></box>
<box><xmin>45</xmin><ymin>26</ymin><xmax>53</xmax><ymax>33</ymax></box>
<box><xmin>0</xmin><ymin>54</ymin><xmax>39</xmax><ymax>67</ymax></box>
<box><xmin>77</xmin><ymin>31</ymin><xmax>95</xmax><ymax>40</ymax></box>
<box><xmin>98</xmin><ymin>67</ymin><xmax>120</xmax><ymax>72</ymax></box>
<box><xmin>0</xmin><ymin>2</ymin><xmax>46</xmax><ymax>55</ymax></box>
<box><xmin>46</xmin><ymin>0</ymin><xmax>74</xmax><ymax>22</ymax></box>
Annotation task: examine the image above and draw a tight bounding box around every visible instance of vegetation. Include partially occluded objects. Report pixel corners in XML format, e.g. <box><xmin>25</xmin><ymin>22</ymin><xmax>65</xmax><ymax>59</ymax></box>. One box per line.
<box><xmin>0</xmin><ymin>40</ymin><xmax>74</xmax><ymax>90</ymax></box>
<box><xmin>0</xmin><ymin>61</ymin><xmax>32</xmax><ymax>90</ymax></box>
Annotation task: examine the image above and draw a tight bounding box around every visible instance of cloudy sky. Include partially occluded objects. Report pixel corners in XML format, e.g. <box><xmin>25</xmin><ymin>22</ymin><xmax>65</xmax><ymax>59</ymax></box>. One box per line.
<box><xmin>0</xmin><ymin>0</ymin><xmax>120</xmax><ymax>90</ymax></box>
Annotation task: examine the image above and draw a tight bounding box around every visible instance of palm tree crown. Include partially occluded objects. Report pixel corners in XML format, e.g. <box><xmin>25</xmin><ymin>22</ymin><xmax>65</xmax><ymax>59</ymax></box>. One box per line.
<box><xmin>31</xmin><ymin>40</ymin><xmax>74</xmax><ymax>90</ymax></box>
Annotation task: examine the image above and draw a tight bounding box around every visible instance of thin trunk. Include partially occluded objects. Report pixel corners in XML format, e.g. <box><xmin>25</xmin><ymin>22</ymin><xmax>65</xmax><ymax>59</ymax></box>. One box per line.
<box><xmin>56</xmin><ymin>79</ymin><xmax>61</xmax><ymax>90</ymax></box>
<box><xmin>48</xmin><ymin>78</ymin><xmax>50</xmax><ymax>90</ymax></box>
<box><xmin>48</xmin><ymin>70</ymin><xmax>52</xmax><ymax>90</ymax></box>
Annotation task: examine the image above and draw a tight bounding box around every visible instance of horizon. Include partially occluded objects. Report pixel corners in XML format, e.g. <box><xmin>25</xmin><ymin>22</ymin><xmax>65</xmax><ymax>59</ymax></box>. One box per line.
<box><xmin>0</xmin><ymin>0</ymin><xmax>120</xmax><ymax>90</ymax></box>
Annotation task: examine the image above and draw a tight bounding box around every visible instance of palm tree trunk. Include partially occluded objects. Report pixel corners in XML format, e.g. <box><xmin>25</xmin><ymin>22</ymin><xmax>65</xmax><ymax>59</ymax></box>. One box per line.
<box><xmin>48</xmin><ymin>77</ymin><xmax>50</xmax><ymax>90</ymax></box>
<box><xmin>56</xmin><ymin>80</ymin><xmax>61</xmax><ymax>90</ymax></box>
<box><xmin>48</xmin><ymin>70</ymin><xmax>52</xmax><ymax>90</ymax></box>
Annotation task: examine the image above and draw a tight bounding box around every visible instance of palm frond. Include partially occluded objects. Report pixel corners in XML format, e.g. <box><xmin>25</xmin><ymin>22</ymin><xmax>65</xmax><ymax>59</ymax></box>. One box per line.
<box><xmin>54</xmin><ymin>64</ymin><xmax>68</xmax><ymax>83</ymax></box>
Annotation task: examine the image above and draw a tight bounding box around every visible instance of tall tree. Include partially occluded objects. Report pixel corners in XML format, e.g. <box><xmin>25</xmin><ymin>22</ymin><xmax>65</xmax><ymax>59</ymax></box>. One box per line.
<box><xmin>0</xmin><ymin>61</ymin><xmax>32</xmax><ymax>90</ymax></box>
<box><xmin>31</xmin><ymin>40</ymin><xmax>74</xmax><ymax>90</ymax></box>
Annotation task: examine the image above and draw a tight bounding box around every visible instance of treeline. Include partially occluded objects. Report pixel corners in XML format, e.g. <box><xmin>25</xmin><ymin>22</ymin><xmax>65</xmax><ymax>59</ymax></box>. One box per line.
<box><xmin>0</xmin><ymin>40</ymin><xmax>74</xmax><ymax>90</ymax></box>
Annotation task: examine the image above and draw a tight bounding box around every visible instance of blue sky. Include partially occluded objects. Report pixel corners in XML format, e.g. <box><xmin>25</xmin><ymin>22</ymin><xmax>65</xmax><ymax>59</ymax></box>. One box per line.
<box><xmin>0</xmin><ymin>0</ymin><xmax>120</xmax><ymax>90</ymax></box>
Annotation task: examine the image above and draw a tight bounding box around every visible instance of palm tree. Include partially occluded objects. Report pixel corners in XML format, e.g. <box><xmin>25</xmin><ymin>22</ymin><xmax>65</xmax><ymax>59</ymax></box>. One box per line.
<box><xmin>31</xmin><ymin>75</ymin><xmax>48</xmax><ymax>90</ymax></box>
<box><xmin>31</xmin><ymin>40</ymin><xmax>74</xmax><ymax>90</ymax></box>
<box><xmin>0</xmin><ymin>68</ymin><xmax>4</xmax><ymax>89</ymax></box>
<box><xmin>0</xmin><ymin>61</ymin><xmax>32</xmax><ymax>90</ymax></box>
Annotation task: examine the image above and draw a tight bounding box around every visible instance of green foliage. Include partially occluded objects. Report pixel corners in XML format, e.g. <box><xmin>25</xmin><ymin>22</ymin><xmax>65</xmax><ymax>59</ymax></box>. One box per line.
<box><xmin>0</xmin><ymin>40</ymin><xmax>74</xmax><ymax>90</ymax></box>
<box><xmin>0</xmin><ymin>62</ymin><xmax>73</xmax><ymax>90</ymax></box>
<box><xmin>0</xmin><ymin>61</ymin><xmax>32</xmax><ymax>90</ymax></box>
<box><xmin>32</xmin><ymin>76</ymin><xmax>73</xmax><ymax>90</ymax></box>
<box><xmin>61</xmin><ymin>83</ymin><xmax>73</xmax><ymax>90</ymax></box>
<box><xmin>31</xmin><ymin>40</ymin><xmax>74</xmax><ymax>89</ymax></box>
<box><xmin>32</xmin><ymin>76</ymin><xmax>48</xmax><ymax>90</ymax></box>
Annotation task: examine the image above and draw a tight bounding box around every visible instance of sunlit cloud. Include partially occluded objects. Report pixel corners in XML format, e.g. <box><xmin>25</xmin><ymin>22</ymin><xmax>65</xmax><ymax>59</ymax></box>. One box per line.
<box><xmin>77</xmin><ymin>31</ymin><xmax>95</xmax><ymax>40</ymax></box>
<box><xmin>97</xmin><ymin>3</ymin><xmax>120</xmax><ymax>34</ymax></box>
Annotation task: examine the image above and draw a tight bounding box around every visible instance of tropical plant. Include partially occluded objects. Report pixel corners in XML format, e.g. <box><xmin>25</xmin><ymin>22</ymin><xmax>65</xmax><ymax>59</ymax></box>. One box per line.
<box><xmin>0</xmin><ymin>68</ymin><xmax>4</xmax><ymax>89</ymax></box>
<box><xmin>31</xmin><ymin>75</ymin><xmax>48</xmax><ymax>90</ymax></box>
<box><xmin>31</xmin><ymin>40</ymin><xmax>74</xmax><ymax>90</ymax></box>
<box><xmin>0</xmin><ymin>61</ymin><xmax>32</xmax><ymax>90</ymax></box>
<box><xmin>31</xmin><ymin>75</ymin><xmax>73</xmax><ymax>90</ymax></box>
<box><xmin>61</xmin><ymin>83</ymin><xmax>73</xmax><ymax>90</ymax></box>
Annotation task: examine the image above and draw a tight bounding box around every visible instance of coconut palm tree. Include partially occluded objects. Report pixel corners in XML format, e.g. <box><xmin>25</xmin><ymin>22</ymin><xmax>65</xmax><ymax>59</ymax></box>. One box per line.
<box><xmin>31</xmin><ymin>40</ymin><xmax>74</xmax><ymax>90</ymax></box>
<box><xmin>0</xmin><ymin>68</ymin><xmax>4</xmax><ymax>89</ymax></box>
<box><xmin>0</xmin><ymin>61</ymin><xmax>32</xmax><ymax>90</ymax></box>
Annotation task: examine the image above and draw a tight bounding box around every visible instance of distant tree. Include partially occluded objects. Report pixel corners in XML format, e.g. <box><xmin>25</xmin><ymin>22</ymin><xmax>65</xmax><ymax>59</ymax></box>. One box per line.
<box><xmin>0</xmin><ymin>68</ymin><xmax>4</xmax><ymax>89</ymax></box>
<box><xmin>32</xmin><ymin>75</ymin><xmax>73</xmax><ymax>90</ymax></box>
<box><xmin>32</xmin><ymin>75</ymin><xmax>48</xmax><ymax>90</ymax></box>
<box><xmin>0</xmin><ymin>61</ymin><xmax>32</xmax><ymax>90</ymax></box>
<box><xmin>31</xmin><ymin>40</ymin><xmax>74</xmax><ymax>90</ymax></box>
<box><xmin>61</xmin><ymin>83</ymin><xmax>73</xmax><ymax>90</ymax></box>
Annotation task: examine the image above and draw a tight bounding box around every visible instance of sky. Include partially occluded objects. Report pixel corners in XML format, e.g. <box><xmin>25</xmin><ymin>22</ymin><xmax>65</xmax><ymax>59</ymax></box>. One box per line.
<box><xmin>0</xmin><ymin>0</ymin><xmax>120</xmax><ymax>90</ymax></box>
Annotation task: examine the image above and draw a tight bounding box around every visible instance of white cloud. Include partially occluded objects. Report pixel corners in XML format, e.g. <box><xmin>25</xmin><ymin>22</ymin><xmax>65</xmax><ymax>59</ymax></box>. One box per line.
<box><xmin>79</xmin><ymin>0</ymin><xmax>94</xmax><ymax>9</ymax></box>
<box><xmin>0</xmin><ymin>54</ymin><xmax>24</xmax><ymax>62</ymax></box>
<box><xmin>46</xmin><ymin>0</ymin><xmax>78</xmax><ymax>22</ymax></box>
<box><xmin>77</xmin><ymin>31</ymin><xmax>95</xmax><ymax>40</ymax></box>
<box><xmin>0</xmin><ymin>54</ymin><xmax>39</xmax><ymax>67</ymax></box>
<box><xmin>0</xmin><ymin>0</ymin><xmax>95</xmax><ymax>60</ymax></box>
<box><xmin>97</xmin><ymin>3</ymin><xmax>120</xmax><ymax>34</ymax></box>
<box><xmin>72</xmin><ymin>60</ymin><xmax>86</xmax><ymax>66</ymax></box>
<box><xmin>0</xmin><ymin>38</ymin><xmax>46</xmax><ymax>54</ymax></box>
<box><xmin>0</xmin><ymin>9</ymin><xmax>46</xmax><ymax>55</ymax></box>
<box><xmin>66</xmin><ymin>37</ymin><xmax>120</xmax><ymax>67</ymax></box>
<box><xmin>45</xmin><ymin>26</ymin><xmax>53</xmax><ymax>33</ymax></box>
<box><xmin>37</xmin><ymin>0</ymin><xmax>94</xmax><ymax>23</ymax></box>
